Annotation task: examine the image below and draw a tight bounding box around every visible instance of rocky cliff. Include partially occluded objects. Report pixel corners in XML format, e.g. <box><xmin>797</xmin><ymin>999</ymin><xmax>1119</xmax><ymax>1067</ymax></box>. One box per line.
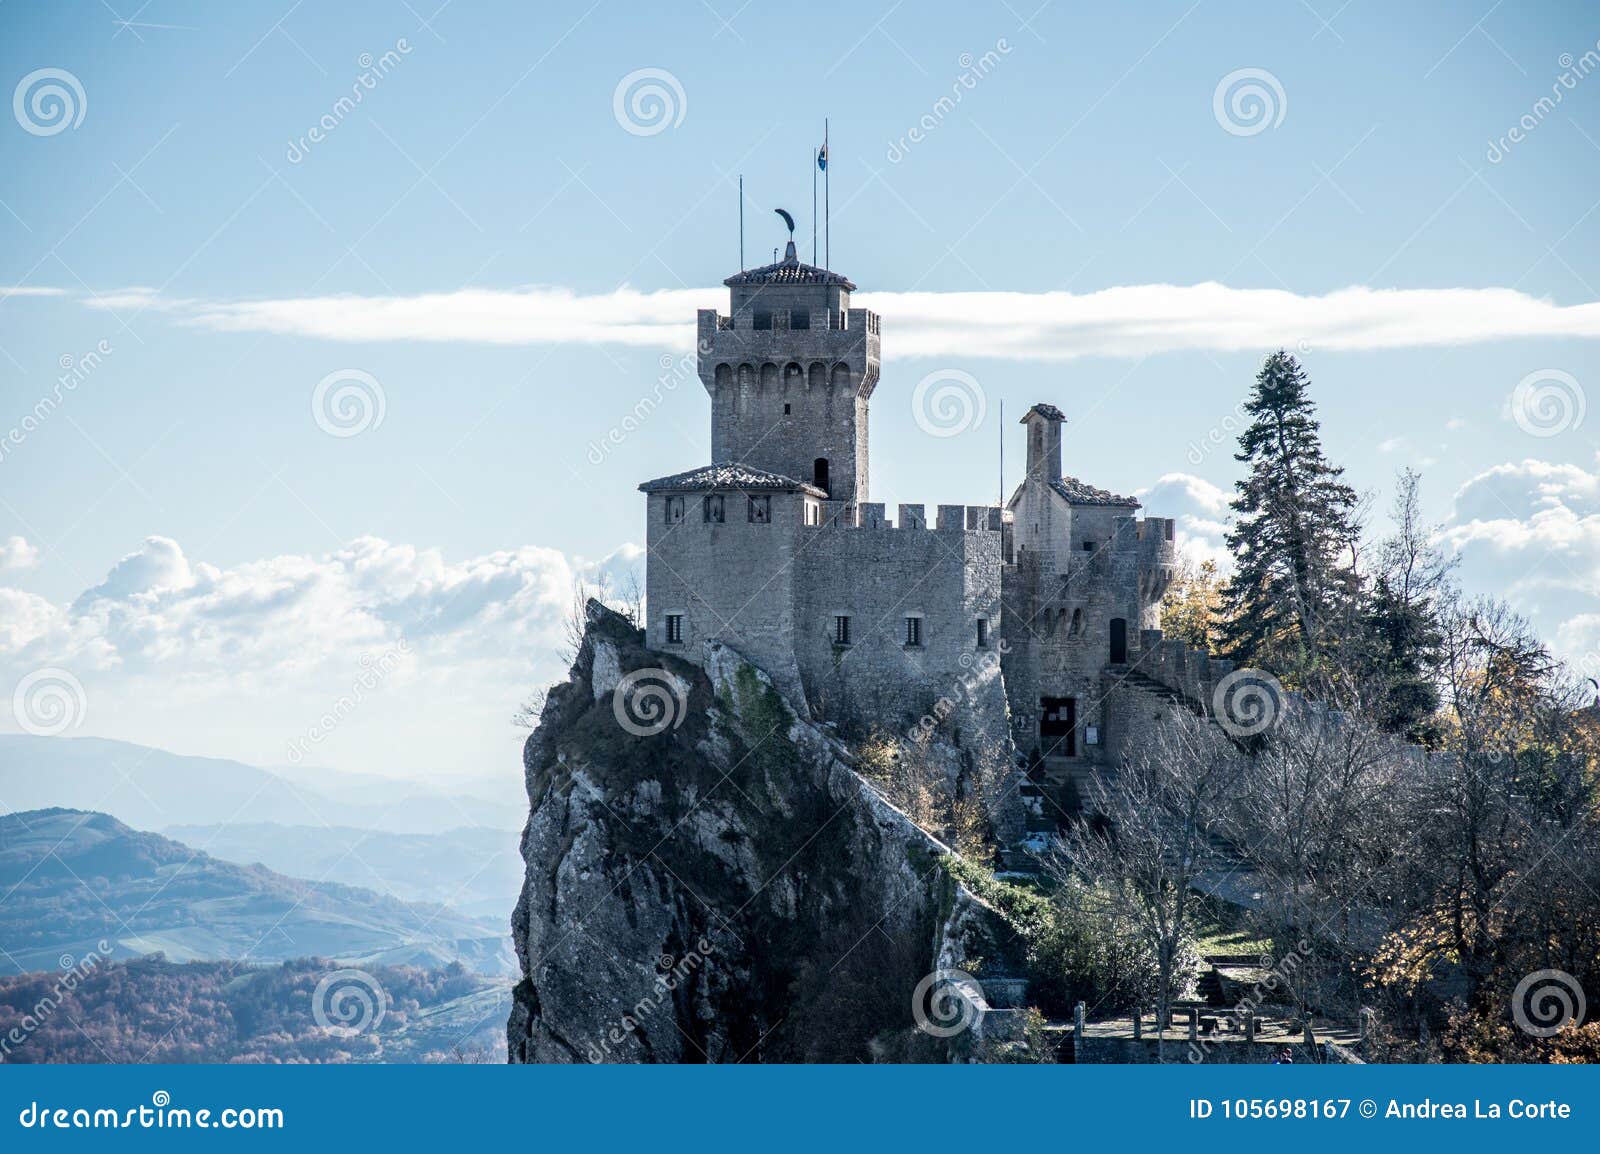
<box><xmin>507</xmin><ymin>602</ymin><xmax>1024</xmax><ymax>1063</ymax></box>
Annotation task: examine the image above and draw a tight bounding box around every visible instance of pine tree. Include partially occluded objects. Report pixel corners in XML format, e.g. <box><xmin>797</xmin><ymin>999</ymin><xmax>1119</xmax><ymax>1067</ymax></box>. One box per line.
<box><xmin>1218</xmin><ymin>351</ymin><xmax>1359</xmax><ymax>680</ymax></box>
<box><xmin>1360</xmin><ymin>469</ymin><xmax>1455</xmax><ymax>741</ymax></box>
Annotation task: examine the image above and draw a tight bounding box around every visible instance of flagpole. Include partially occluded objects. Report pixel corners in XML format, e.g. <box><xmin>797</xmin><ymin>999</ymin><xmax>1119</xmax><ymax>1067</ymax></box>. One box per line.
<box><xmin>824</xmin><ymin>118</ymin><xmax>830</xmax><ymax>270</ymax></box>
<box><xmin>812</xmin><ymin>148</ymin><xmax>818</xmax><ymax>264</ymax></box>
<box><xmin>738</xmin><ymin>174</ymin><xmax>744</xmax><ymax>270</ymax></box>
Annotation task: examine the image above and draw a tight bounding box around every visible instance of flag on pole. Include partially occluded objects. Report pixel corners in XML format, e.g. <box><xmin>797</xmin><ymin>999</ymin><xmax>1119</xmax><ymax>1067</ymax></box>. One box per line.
<box><xmin>817</xmin><ymin>144</ymin><xmax>828</xmax><ymax>172</ymax></box>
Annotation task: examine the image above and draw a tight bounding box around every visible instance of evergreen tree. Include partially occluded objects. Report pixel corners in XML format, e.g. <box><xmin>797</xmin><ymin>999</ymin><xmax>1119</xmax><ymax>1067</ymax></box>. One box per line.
<box><xmin>1360</xmin><ymin>469</ymin><xmax>1455</xmax><ymax>741</ymax></box>
<box><xmin>1218</xmin><ymin>351</ymin><xmax>1359</xmax><ymax>680</ymax></box>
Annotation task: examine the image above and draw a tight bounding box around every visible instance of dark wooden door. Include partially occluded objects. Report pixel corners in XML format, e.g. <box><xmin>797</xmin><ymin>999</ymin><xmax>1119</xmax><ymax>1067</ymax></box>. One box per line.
<box><xmin>1040</xmin><ymin>696</ymin><xmax>1076</xmax><ymax>757</ymax></box>
<box><xmin>1109</xmin><ymin>618</ymin><xmax>1128</xmax><ymax>664</ymax></box>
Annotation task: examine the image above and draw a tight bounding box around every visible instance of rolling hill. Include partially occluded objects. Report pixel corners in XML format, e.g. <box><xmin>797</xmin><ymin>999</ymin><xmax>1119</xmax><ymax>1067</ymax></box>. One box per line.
<box><xmin>0</xmin><ymin>735</ymin><xmax>521</xmax><ymax>834</ymax></box>
<box><xmin>0</xmin><ymin>809</ymin><xmax>515</xmax><ymax>975</ymax></box>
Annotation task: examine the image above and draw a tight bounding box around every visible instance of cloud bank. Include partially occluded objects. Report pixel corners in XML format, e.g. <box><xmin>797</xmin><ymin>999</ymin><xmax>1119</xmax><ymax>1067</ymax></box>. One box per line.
<box><xmin>83</xmin><ymin>282</ymin><xmax>1600</xmax><ymax>360</ymax></box>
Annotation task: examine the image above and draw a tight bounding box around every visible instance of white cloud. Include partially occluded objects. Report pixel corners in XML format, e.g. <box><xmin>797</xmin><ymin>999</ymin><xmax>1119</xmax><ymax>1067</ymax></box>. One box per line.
<box><xmin>78</xmin><ymin>282</ymin><xmax>1600</xmax><ymax>360</ymax></box>
<box><xmin>1439</xmin><ymin>458</ymin><xmax>1600</xmax><ymax>672</ymax></box>
<box><xmin>0</xmin><ymin>535</ymin><xmax>642</xmax><ymax>775</ymax></box>
<box><xmin>1138</xmin><ymin>472</ymin><xmax>1232</xmax><ymax>570</ymax></box>
<box><xmin>0</xmin><ymin>286</ymin><xmax>67</xmax><ymax>300</ymax></box>
<box><xmin>0</xmin><ymin>535</ymin><xmax>39</xmax><ymax>572</ymax></box>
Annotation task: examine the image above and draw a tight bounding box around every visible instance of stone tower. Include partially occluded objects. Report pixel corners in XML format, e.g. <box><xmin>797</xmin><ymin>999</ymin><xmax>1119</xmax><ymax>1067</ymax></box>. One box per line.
<box><xmin>695</xmin><ymin>240</ymin><xmax>881</xmax><ymax>513</ymax></box>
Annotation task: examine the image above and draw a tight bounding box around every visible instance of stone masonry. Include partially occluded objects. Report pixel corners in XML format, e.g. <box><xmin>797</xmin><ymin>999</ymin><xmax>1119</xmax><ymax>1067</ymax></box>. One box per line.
<box><xmin>639</xmin><ymin>239</ymin><xmax>1185</xmax><ymax>843</ymax></box>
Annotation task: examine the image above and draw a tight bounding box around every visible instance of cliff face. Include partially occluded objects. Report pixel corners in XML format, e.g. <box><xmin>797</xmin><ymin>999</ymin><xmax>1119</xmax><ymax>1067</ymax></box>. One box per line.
<box><xmin>507</xmin><ymin>603</ymin><xmax>1015</xmax><ymax>1063</ymax></box>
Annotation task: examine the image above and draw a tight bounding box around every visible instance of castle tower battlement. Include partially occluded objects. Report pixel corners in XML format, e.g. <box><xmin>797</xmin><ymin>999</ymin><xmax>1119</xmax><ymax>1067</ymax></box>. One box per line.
<box><xmin>695</xmin><ymin>241</ymin><xmax>880</xmax><ymax>510</ymax></box>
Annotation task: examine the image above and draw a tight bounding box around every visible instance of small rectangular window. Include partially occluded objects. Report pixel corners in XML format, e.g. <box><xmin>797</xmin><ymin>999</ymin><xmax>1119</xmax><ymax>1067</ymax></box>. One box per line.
<box><xmin>665</xmin><ymin>496</ymin><xmax>685</xmax><ymax>524</ymax></box>
<box><xmin>783</xmin><ymin>403</ymin><xmax>792</xmax><ymax>415</ymax></box>
<box><xmin>665</xmin><ymin>614</ymin><xmax>683</xmax><ymax>644</ymax></box>
<box><xmin>753</xmin><ymin>312</ymin><xmax>772</xmax><ymax>331</ymax></box>
<box><xmin>833</xmin><ymin>615</ymin><xmax>851</xmax><ymax>646</ymax></box>
<box><xmin>1082</xmin><ymin>540</ymin><xmax>1095</xmax><ymax>551</ymax></box>
<box><xmin>791</xmin><ymin>311</ymin><xmax>809</xmax><ymax>330</ymax></box>
<box><xmin>905</xmin><ymin>617</ymin><xmax>922</xmax><ymax>647</ymax></box>
<box><xmin>704</xmin><ymin>495</ymin><xmax>725</xmax><ymax>523</ymax></box>
<box><xmin>976</xmin><ymin>619</ymin><xmax>989</xmax><ymax>648</ymax></box>
<box><xmin>748</xmin><ymin>495</ymin><xmax>771</xmax><ymax>523</ymax></box>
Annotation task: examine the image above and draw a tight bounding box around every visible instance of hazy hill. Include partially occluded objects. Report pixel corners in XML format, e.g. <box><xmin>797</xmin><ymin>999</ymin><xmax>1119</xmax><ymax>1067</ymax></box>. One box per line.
<box><xmin>0</xmin><ymin>735</ymin><xmax>521</xmax><ymax>834</ymax></box>
<box><xmin>163</xmin><ymin>822</ymin><xmax>522</xmax><ymax>921</ymax></box>
<box><xmin>0</xmin><ymin>809</ymin><xmax>514</xmax><ymax>975</ymax></box>
<box><xmin>0</xmin><ymin>955</ymin><xmax>511</xmax><ymax>1063</ymax></box>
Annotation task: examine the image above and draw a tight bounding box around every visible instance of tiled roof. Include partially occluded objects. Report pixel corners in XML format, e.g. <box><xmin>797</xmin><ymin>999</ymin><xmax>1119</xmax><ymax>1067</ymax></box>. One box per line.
<box><xmin>638</xmin><ymin>463</ymin><xmax>827</xmax><ymax>497</ymax></box>
<box><xmin>724</xmin><ymin>255</ymin><xmax>855</xmax><ymax>290</ymax></box>
<box><xmin>1051</xmin><ymin>476</ymin><xmax>1140</xmax><ymax>507</ymax></box>
<box><xmin>1021</xmin><ymin>403</ymin><xmax>1067</xmax><ymax>422</ymax></box>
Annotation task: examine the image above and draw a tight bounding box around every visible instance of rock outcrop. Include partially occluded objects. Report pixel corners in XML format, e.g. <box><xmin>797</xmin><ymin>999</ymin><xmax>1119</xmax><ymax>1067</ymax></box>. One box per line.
<box><xmin>507</xmin><ymin>602</ymin><xmax>1023</xmax><ymax>1063</ymax></box>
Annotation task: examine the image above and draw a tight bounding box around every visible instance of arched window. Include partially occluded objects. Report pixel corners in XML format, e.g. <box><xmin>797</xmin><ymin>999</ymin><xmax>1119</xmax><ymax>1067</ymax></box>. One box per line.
<box><xmin>812</xmin><ymin>458</ymin><xmax>830</xmax><ymax>495</ymax></box>
<box><xmin>1109</xmin><ymin>617</ymin><xmax>1128</xmax><ymax>664</ymax></box>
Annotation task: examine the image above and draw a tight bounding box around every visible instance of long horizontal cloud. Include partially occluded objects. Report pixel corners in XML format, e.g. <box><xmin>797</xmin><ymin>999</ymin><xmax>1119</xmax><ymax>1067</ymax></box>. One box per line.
<box><xmin>83</xmin><ymin>283</ymin><xmax>1600</xmax><ymax>359</ymax></box>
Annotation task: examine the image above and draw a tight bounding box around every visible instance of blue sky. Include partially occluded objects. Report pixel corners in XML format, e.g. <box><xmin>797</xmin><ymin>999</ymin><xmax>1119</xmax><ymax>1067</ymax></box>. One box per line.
<box><xmin>1</xmin><ymin>0</ymin><xmax>1597</xmax><ymax>780</ymax></box>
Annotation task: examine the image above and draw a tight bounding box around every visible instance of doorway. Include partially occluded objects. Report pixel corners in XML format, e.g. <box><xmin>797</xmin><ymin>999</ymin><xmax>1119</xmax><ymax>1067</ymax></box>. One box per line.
<box><xmin>1109</xmin><ymin>618</ymin><xmax>1128</xmax><ymax>664</ymax></box>
<box><xmin>1040</xmin><ymin>696</ymin><xmax>1076</xmax><ymax>758</ymax></box>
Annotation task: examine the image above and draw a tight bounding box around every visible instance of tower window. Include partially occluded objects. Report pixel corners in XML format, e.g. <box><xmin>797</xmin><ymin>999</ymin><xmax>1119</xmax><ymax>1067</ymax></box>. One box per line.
<box><xmin>812</xmin><ymin>457</ymin><xmax>830</xmax><ymax>495</ymax></box>
<box><xmin>748</xmin><ymin>495</ymin><xmax>771</xmax><ymax>523</ymax></box>
<box><xmin>791</xmin><ymin>311</ymin><xmax>809</xmax><ymax>330</ymax></box>
<box><xmin>665</xmin><ymin>496</ymin><xmax>685</xmax><ymax>524</ymax></box>
<box><xmin>783</xmin><ymin>403</ymin><xmax>791</xmax><ymax>415</ymax></box>
<box><xmin>904</xmin><ymin>616</ymin><xmax>923</xmax><ymax>647</ymax></box>
<box><xmin>704</xmin><ymin>494</ymin><xmax>725</xmax><ymax>523</ymax></box>
<box><xmin>665</xmin><ymin>614</ymin><xmax>684</xmax><ymax>644</ymax></box>
<box><xmin>1082</xmin><ymin>540</ymin><xmax>1095</xmax><ymax>551</ymax></box>
<box><xmin>833</xmin><ymin>615</ymin><xmax>852</xmax><ymax>646</ymax></box>
<box><xmin>753</xmin><ymin>311</ymin><xmax>772</xmax><ymax>331</ymax></box>
<box><xmin>976</xmin><ymin>618</ymin><xmax>989</xmax><ymax>648</ymax></box>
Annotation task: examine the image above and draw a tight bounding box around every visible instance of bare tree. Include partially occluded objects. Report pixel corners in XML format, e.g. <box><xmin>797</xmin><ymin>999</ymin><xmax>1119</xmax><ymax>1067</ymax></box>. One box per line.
<box><xmin>1052</xmin><ymin>710</ymin><xmax>1239</xmax><ymax>1060</ymax></box>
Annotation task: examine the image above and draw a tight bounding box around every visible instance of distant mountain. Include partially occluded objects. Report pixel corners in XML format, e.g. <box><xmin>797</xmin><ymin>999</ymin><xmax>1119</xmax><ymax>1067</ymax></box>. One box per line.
<box><xmin>0</xmin><ymin>955</ymin><xmax>511</xmax><ymax>1063</ymax></box>
<box><xmin>164</xmin><ymin>823</ymin><xmax>522</xmax><ymax>921</ymax></box>
<box><xmin>0</xmin><ymin>735</ymin><xmax>522</xmax><ymax>833</ymax></box>
<box><xmin>0</xmin><ymin>809</ymin><xmax>515</xmax><ymax>975</ymax></box>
